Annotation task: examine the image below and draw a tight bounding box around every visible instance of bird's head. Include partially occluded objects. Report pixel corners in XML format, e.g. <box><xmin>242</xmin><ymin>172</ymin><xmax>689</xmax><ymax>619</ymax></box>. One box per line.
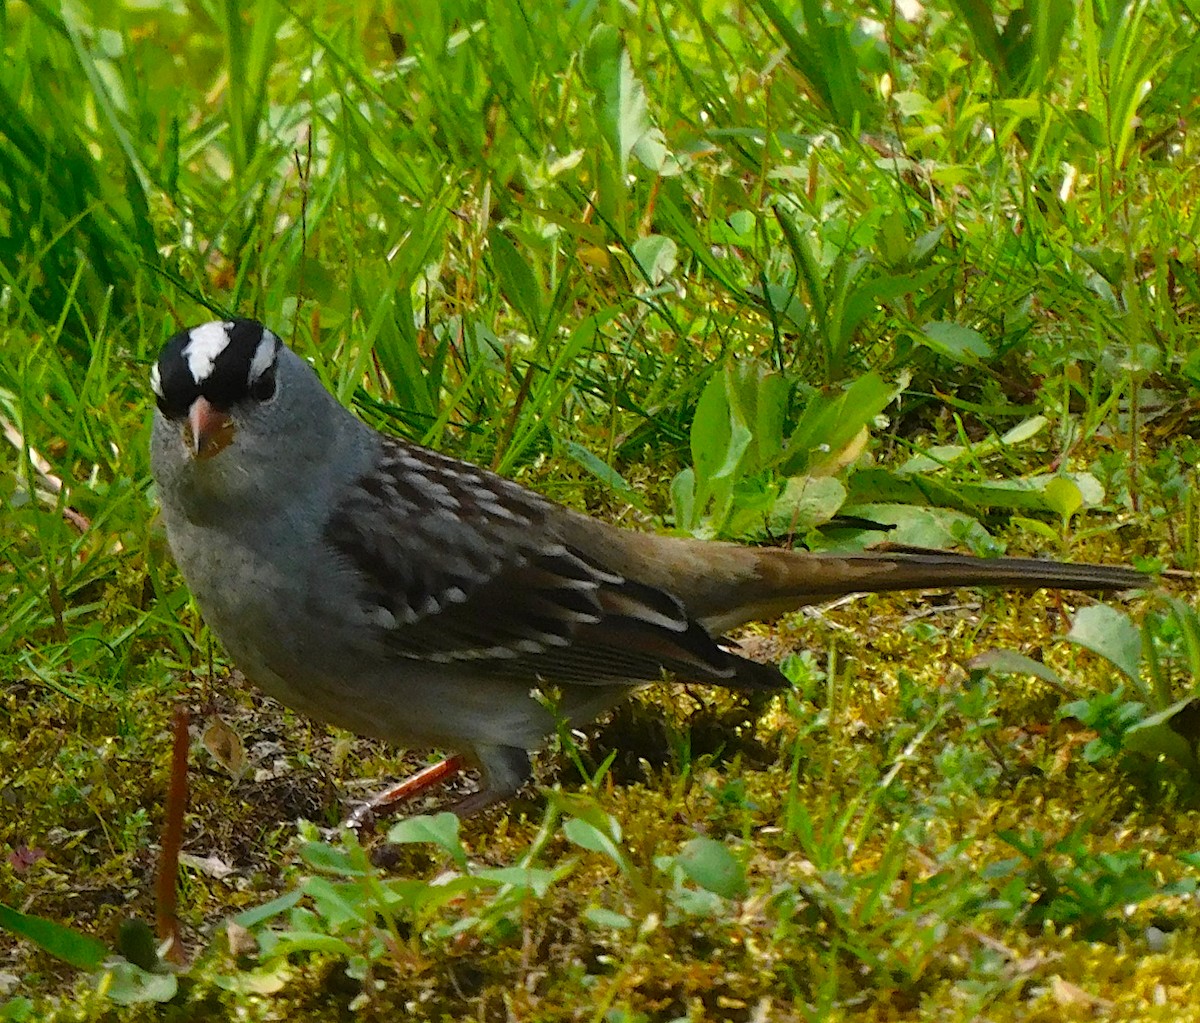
<box><xmin>151</xmin><ymin>319</ymin><xmax>283</xmax><ymax>461</ymax></box>
<box><xmin>150</xmin><ymin>318</ymin><xmax>376</xmax><ymax>520</ymax></box>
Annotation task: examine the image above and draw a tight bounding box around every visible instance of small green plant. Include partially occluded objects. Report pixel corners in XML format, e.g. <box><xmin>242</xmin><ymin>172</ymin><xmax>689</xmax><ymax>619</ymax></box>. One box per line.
<box><xmin>670</xmin><ymin>362</ymin><xmax>899</xmax><ymax>539</ymax></box>
<box><xmin>557</xmin><ymin>794</ymin><xmax>749</xmax><ymax>929</ymax></box>
<box><xmin>673</xmin><ymin>358</ymin><xmax>1130</xmax><ymax>554</ymax></box>
<box><xmin>233</xmin><ymin>813</ymin><xmax>570</xmax><ymax>981</ymax></box>
<box><xmin>218</xmin><ymin>802</ymin><xmax>754</xmax><ymax>1002</ymax></box>
<box><xmin>976</xmin><ymin>596</ymin><xmax>1200</xmax><ymax>778</ymax></box>
<box><xmin>982</xmin><ymin>828</ymin><xmax>1197</xmax><ymax>940</ymax></box>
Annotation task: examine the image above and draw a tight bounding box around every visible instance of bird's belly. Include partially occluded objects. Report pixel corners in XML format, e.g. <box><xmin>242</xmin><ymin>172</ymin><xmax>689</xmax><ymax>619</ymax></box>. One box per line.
<box><xmin>230</xmin><ymin>649</ymin><xmax>562</xmax><ymax>754</ymax></box>
<box><xmin>218</xmin><ymin>616</ymin><xmax>632</xmax><ymax>757</ymax></box>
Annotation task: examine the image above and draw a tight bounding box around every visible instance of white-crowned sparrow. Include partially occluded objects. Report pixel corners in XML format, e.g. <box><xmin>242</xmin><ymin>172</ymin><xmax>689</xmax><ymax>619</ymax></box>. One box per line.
<box><xmin>150</xmin><ymin>319</ymin><xmax>1147</xmax><ymax>814</ymax></box>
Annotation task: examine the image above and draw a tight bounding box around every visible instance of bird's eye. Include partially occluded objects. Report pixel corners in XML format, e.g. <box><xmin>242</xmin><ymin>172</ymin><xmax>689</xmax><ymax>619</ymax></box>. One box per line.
<box><xmin>248</xmin><ymin>369</ymin><xmax>276</xmax><ymax>402</ymax></box>
<box><xmin>155</xmin><ymin>393</ymin><xmax>188</xmax><ymax>420</ymax></box>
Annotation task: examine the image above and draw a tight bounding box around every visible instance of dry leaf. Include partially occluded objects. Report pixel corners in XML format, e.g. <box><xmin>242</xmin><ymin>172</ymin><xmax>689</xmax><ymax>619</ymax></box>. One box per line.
<box><xmin>202</xmin><ymin>716</ymin><xmax>249</xmax><ymax>780</ymax></box>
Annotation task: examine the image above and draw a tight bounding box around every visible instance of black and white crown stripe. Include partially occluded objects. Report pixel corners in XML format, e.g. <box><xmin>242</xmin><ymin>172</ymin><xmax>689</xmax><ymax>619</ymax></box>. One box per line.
<box><xmin>152</xmin><ymin>320</ymin><xmax>281</xmax><ymax>419</ymax></box>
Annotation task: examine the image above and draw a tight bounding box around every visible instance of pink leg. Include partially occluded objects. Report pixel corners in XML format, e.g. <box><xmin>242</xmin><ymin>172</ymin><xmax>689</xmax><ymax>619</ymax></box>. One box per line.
<box><xmin>345</xmin><ymin>754</ymin><xmax>467</xmax><ymax>829</ymax></box>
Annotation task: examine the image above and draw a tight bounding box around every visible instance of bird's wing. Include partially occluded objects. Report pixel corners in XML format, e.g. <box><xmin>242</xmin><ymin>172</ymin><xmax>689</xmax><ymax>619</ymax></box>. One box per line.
<box><xmin>322</xmin><ymin>439</ymin><xmax>783</xmax><ymax>690</ymax></box>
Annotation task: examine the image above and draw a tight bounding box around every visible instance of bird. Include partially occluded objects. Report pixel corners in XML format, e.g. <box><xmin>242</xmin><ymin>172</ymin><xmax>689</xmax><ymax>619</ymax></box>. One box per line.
<box><xmin>149</xmin><ymin>318</ymin><xmax>1148</xmax><ymax>816</ymax></box>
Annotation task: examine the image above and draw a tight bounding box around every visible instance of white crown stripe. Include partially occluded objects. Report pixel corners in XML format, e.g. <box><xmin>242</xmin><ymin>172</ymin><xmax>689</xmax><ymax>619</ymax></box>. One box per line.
<box><xmin>248</xmin><ymin>331</ymin><xmax>277</xmax><ymax>383</ymax></box>
<box><xmin>183</xmin><ymin>321</ymin><xmax>235</xmax><ymax>384</ymax></box>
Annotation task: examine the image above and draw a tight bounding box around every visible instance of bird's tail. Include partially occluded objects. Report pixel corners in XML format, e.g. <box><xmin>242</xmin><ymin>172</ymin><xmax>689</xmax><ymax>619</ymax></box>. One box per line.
<box><xmin>692</xmin><ymin>542</ymin><xmax>1148</xmax><ymax>633</ymax></box>
<box><xmin>556</xmin><ymin>512</ymin><xmax>1148</xmax><ymax>635</ymax></box>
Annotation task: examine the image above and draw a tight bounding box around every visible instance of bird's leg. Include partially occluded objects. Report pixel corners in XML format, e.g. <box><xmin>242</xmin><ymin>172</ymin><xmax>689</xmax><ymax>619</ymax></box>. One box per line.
<box><xmin>447</xmin><ymin>744</ymin><xmax>533</xmax><ymax>818</ymax></box>
<box><xmin>344</xmin><ymin>754</ymin><xmax>467</xmax><ymax>830</ymax></box>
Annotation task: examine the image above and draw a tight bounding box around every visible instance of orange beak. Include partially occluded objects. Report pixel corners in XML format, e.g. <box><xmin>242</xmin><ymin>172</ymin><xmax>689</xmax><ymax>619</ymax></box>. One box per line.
<box><xmin>184</xmin><ymin>397</ymin><xmax>235</xmax><ymax>460</ymax></box>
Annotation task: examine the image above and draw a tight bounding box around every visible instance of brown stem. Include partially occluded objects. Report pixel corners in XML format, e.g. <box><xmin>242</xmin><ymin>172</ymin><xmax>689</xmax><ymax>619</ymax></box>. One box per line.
<box><xmin>155</xmin><ymin>707</ymin><xmax>190</xmax><ymax>964</ymax></box>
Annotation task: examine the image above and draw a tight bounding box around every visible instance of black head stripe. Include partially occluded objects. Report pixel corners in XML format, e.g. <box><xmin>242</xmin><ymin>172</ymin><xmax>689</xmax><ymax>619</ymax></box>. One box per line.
<box><xmin>152</xmin><ymin>319</ymin><xmax>281</xmax><ymax>419</ymax></box>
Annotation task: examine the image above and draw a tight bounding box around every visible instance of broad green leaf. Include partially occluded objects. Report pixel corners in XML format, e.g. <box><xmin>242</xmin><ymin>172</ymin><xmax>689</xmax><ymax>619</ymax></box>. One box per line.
<box><xmin>561</xmin><ymin>810</ymin><xmax>641</xmax><ymax>892</ymax></box>
<box><xmin>970</xmin><ymin>649</ymin><xmax>1065</xmax><ymax>687</ymax></box>
<box><xmin>630</xmin><ymin>234</ymin><xmax>677</xmax><ymax>286</ymax></box>
<box><xmin>0</xmin><ymin>996</ymin><xmax>33</xmax><ymax>1021</ymax></box>
<box><xmin>919</xmin><ymin>322</ymin><xmax>993</xmax><ymax>364</ymax></box>
<box><xmin>725</xmin><ymin>361</ymin><xmax>789</xmax><ymax>472</ymax></box>
<box><xmin>809</xmin><ymin>425</ymin><xmax>870</xmax><ymax>478</ymax></box>
<box><xmin>384</xmin><ymin>877</ymin><xmax>450</xmax><ymax>912</ymax></box>
<box><xmin>770</xmin><ymin>476</ymin><xmax>847</xmax><ymax>532</ymax></box>
<box><xmin>1067</xmin><ymin>605</ymin><xmax>1142</xmax><ymax>682</ymax></box>
<box><xmin>265</xmin><ymin>931</ymin><xmax>357</xmax><ymax>957</ymax></box>
<box><xmin>1002</xmin><ymin>416</ymin><xmax>1049</xmax><ymax>445</ymax></box>
<box><xmin>563</xmin><ymin>818</ymin><xmax>623</xmax><ymax>862</ymax></box>
<box><xmin>892</xmin><ymin>91</ymin><xmax>933</xmax><ymax>118</ymax></box>
<box><xmin>1043</xmin><ymin>476</ymin><xmax>1084</xmax><ymax>523</ymax></box>
<box><xmin>232</xmin><ymin>890</ymin><xmax>304</xmax><ymax>930</ymax></box>
<box><xmin>584</xmin><ymin>907</ymin><xmax>633</xmax><ymax>930</ymax></box>
<box><xmin>551</xmin><ymin>793</ymin><xmax>623</xmax><ymax>836</ymax></box>
<box><xmin>582</xmin><ymin>25</ymin><xmax>650</xmax><ymax>175</ymax></box>
<box><xmin>1010</xmin><ymin>515</ymin><xmax>1062</xmax><ymax>543</ymax></box>
<box><xmin>692</xmin><ymin>371</ymin><xmax>752</xmax><ymax>486</ymax></box>
<box><xmin>691</xmin><ymin>371</ymin><xmax>732</xmax><ymax>485</ymax></box>
<box><xmin>909</xmin><ymin>226</ymin><xmax>947</xmax><ymax>264</ymax></box>
<box><xmin>101</xmin><ymin>961</ymin><xmax>178</xmax><ymax>1006</ymax></box>
<box><xmin>213</xmin><ymin>964</ymin><xmax>291</xmax><ymax>995</ymax></box>
<box><xmin>670</xmin><ymin>467</ymin><xmax>697</xmax><ymax>532</ymax></box>
<box><xmin>0</xmin><ymin>903</ymin><xmax>108</xmax><ymax>970</ymax></box>
<box><xmin>840</xmin><ymin>268</ymin><xmax>941</xmax><ymax>345</ymax></box>
<box><xmin>668</xmin><ymin>887</ymin><xmax>725</xmax><ymax>917</ymax></box>
<box><xmin>880</xmin><ymin>210</ymin><xmax>911</xmax><ymax>262</ymax></box>
<box><xmin>632</xmin><ymin>128</ymin><xmax>676</xmax><ymax>174</ymax></box>
<box><xmin>902</xmin><ymin>417</ymin><xmax>1047</xmax><ymax>473</ymax></box>
<box><xmin>711</xmin><ymin>210</ymin><xmax>756</xmax><ymax>244</ymax></box>
<box><xmin>849</xmin><ymin>468</ymin><xmax>1106</xmax><ymax>514</ymax></box>
<box><xmin>1124</xmin><ymin>699</ymin><xmax>1200</xmax><ymax>776</ymax></box>
<box><xmin>387</xmin><ymin>812</ymin><xmax>465</xmax><ymax>866</ymax></box>
<box><xmin>301</xmin><ymin>877</ymin><xmax>372</xmax><ymax>926</ymax></box>
<box><xmin>835</xmin><ymin>503</ymin><xmax>995</xmax><ymax>551</ymax></box>
<box><xmin>561</xmin><ymin>440</ymin><xmax>641</xmax><ymax>503</ymax></box>
<box><xmin>488</xmin><ymin>229</ymin><xmax>542</xmax><ymax>332</ymax></box>
<box><xmin>783</xmin><ymin>373</ymin><xmax>895</xmax><ymax>476</ymax></box>
<box><xmin>408</xmin><ymin>875</ymin><xmax>493</xmax><ymax>916</ymax></box>
<box><xmin>929</xmin><ymin>164</ymin><xmax>973</xmax><ymax>186</ymax></box>
<box><xmin>899</xmin><ymin>446</ymin><xmax>969</xmax><ymax>473</ymax></box>
<box><xmin>116</xmin><ymin>919</ymin><xmax>158</xmax><ymax>972</ymax></box>
<box><xmin>474</xmin><ymin>866</ymin><xmax>565</xmax><ymax>898</ymax></box>
<box><xmin>298</xmin><ymin>842</ymin><xmax>365</xmax><ymax>876</ymax></box>
<box><xmin>973</xmin><ymin>473</ymin><xmax>1105</xmax><ymax>508</ymax></box>
<box><xmin>846</xmin><ymin>471</ymin><xmax>965</xmax><ymax>512</ymax></box>
<box><xmin>675</xmin><ymin>838</ymin><xmax>747</xmax><ymax>899</ymax></box>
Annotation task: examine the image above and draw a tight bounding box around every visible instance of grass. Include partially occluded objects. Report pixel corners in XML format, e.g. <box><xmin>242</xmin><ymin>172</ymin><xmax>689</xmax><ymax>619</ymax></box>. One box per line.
<box><xmin>1</xmin><ymin>0</ymin><xmax>1199</xmax><ymax>1018</ymax></box>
